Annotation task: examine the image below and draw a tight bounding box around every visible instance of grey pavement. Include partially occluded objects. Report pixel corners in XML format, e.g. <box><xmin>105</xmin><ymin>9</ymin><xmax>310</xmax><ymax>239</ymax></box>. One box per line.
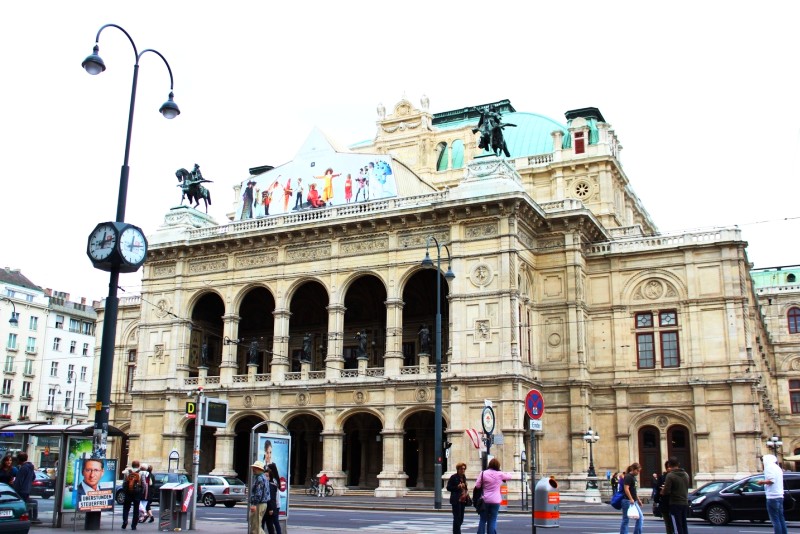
<box><xmin>29</xmin><ymin>493</ymin><xmax>635</xmax><ymax>533</ymax></box>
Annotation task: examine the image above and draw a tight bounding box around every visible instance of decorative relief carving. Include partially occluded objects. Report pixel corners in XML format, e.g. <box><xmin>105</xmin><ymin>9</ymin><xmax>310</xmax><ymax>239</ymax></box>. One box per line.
<box><xmin>791</xmin><ymin>359</ymin><xmax>800</xmax><ymax>371</ymax></box>
<box><xmin>475</xmin><ymin>320</ymin><xmax>490</xmax><ymax>340</ymax></box>
<box><xmin>340</xmin><ymin>237</ymin><xmax>389</xmax><ymax>255</ymax></box>
<box><xmin>244</xmin><ymin>395</ymin><xmax>253</xmax><ymax>408</ymax></box>
<box><xmin>633</xmin><ymin>278</ymin><xmax>679</xmax><ymax>301</ymax></box>
<box><xmin>297</xmin><ymin>393</ymin><xmax>308</xmax><ymax>406</ymax></box>
<box><xmin>381</xmin><ymin>121</ymin><xmax>421</xmax><ymax>133</ymax></box>
<box><xmin>470</xmin><ymin>264</ymin><xmax>493</xmax><ymax>287</ymax></box>
<box><xmin>518</xmin><ymin>230</ymin><xmax>535</xmax><ymax>249</ymax></box>
<box><xmin>188</xmin><ymin>256</ymin><xmax>228</xmax><ymax>274</ymax></box>
<box><xmin>155</xmin><ymin>299</ymin><xmax>170</xmax><ymax>318</ymax></box>
<box><xmin>154</xmin><ymin>344</ymin><xmax>164</xmax><ymax>360</ymax></box>
<box><xmin>286</xmin><ymin>245</ymin><xmax>330</xmax><ymax>261</ymax></box>
<box><xmin>152</xmin><ymin>263</ymin><xmax>176</xmax><ymax>277</ymax></box>
<box><xmin>399</xmin><ymin>229</ymin><xmax>449</xmax><ymax>249</ymax></box>
<box><xmin>538</xmin><ymin>238</ymin><xmax>563</xmax><ymax>251</ymax></box>
<box><xmin>465</xmin><ymin>223</ymin><xmax>498</xmax><ymax>239</ymax></box>
<box><xmin>236</xmin><ymin>250</ymin><xmax>277</xmax><ymax>268</ymax></box>
<box><xmin>656</xmin><ymin>416</ymin><xmax>669</xmax><ymax>429</ymax></box>
<box><xmin>415</xmin><ymin>388</ymin><xmax>429</xmax><ymax>402</ymax></box>
<box><xmin>548</xmin><ymin>333</ymin><xmax>561</xmax><ymax>347</ymax></box>
<box><xmin>353</xmin><ymin>390</ymin><xmax>367</xmax><ymax>404</ymax></box>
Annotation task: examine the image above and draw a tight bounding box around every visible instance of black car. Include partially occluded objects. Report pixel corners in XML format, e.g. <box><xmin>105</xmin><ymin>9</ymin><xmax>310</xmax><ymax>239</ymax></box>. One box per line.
<box><xmin>115</xmin><ymin>472</ymin><xmax>190</xmax><ymax>505</ymax></box>
<box><xmin>29</xmin><ymin>472</ymin><xmax>54</xmax><ymax>499</ymax></box>
<box><xmin>689</xmin><ymin>473</ymin><xmax>800</xmax><ymax>525</ymax></box>
<box><xmin>687</xmin><ymin>479</ymin><xmax>735</xmax><ymax>517</ymax></box>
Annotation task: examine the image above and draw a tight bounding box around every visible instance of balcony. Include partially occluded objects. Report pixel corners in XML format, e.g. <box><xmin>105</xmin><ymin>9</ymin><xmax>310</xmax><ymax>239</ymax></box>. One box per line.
<box><xmin>0</xmin><ymin>414</ymin><xmax>11</xmax><ymax>421</ymax></box>
<box><xmin>19</xmin><ymin>395</ymin><xmax>32</xmax><ymax>401</ymax></box>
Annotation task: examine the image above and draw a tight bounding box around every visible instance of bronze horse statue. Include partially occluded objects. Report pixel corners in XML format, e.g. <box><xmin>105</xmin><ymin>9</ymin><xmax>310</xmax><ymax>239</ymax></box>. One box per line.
<box><xmin>176</xmin><ymin>166</ymin><xmax>212</xmax><ymax>213</ymax></box>
<box><xmin>472</xmin><ymin>106</ymin><xmax>516</xmax><ymax>158</ymax></box>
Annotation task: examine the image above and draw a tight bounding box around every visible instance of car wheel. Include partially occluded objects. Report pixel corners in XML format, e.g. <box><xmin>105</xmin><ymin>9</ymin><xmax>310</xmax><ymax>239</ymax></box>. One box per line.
<box><xmin>202</xmin><ymin>493</ymin><xmax>216</xmax><ymax>507</ymax></box>
<box><xmin>116</xmin><ymin>490</ymin><xmax>125</xmax><ymax>505</ymax></box>
<box><xmin>223</xmin><ymin>502</ymin><xmax>236</xmax><ymax>508</ymax></box>
<box><xmin>706</xmin><ymin>504</ymin><xmax>730</xmax><ymax>526</ymax></box>
<box><xmin>40</xmin><ymin>494</ymin><xmax>51</xmax><ymax>499</ymax></box>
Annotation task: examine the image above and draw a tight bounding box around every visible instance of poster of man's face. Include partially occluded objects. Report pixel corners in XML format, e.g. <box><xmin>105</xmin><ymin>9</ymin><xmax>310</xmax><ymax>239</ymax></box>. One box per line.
<box><xmin>74</xmin><ymin>458</ymin><xmax>116</xmax><ymax>512</ymax></box>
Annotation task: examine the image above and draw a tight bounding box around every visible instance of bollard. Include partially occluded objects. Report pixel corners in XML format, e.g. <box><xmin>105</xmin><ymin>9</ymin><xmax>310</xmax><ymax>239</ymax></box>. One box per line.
<box><xmin>533</xmin><ymin>476</ymin><xmax>559</xmax><ymax>528</ymax></box>
<box><xmin>499</xmin><ymin>483</ymin><xmax>508</xmax><ymax>511</ymax></box>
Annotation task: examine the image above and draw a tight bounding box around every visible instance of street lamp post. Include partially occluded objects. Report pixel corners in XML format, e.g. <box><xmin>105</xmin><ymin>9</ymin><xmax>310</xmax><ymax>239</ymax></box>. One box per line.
<box><xmin>0</xmin><ymin>297</ymin><xmax>19</xmax><ymax>326</ymax></box>
<box><xmin>766</xmin><ymin>434</ymin><xmax>783</xmax><ymax>461</ymax></box>
<box><xmin>583</xmin><ymin>428</ymin><xmax>599</xmax><ymax>489</ymax></box>
<box><xmin>421</xmin><ymin>236</ymin><xmax>455</xmax><ymax>510</ymax></box>
<box><xmin>82</xmin><ymin>24</ymin><xmax>180</xmax><ymax>530</ymax></box>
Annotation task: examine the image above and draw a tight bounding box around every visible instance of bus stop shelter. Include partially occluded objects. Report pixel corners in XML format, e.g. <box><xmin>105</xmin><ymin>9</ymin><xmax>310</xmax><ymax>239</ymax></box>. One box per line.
<box><xmin>0</xmin><ymin>422</ymin><xmax>127</xmax><ymax>527</ymax></box>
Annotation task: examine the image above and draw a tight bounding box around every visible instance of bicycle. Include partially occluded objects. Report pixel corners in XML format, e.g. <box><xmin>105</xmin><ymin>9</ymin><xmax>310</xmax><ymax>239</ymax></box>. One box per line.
<box><xmin>305</xmin><ymin>477</ymin><xmax>334</xmax><ymax>497</ymax></box>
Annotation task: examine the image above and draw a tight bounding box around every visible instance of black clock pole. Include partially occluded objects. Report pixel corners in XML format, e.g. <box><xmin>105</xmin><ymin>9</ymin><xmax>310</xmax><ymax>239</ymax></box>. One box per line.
<box><xmin>82</xmin><ymin>24</ymin><xmax>179</xmax><ymax>530</ymax></box>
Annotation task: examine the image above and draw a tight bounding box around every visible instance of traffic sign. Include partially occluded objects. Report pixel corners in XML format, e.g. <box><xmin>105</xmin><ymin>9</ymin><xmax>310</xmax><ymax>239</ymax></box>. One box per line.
<box><xmin>525</xmin><ymin>389</ymin><xmax>545</xmax><ymax>420</ymax></box>
<box><xmin>481</xmin><ymin>406</ymin><xmax>496</xmax><ymax>435</ymax></box>
<box><xmin>529</xmin><ymin>419</ymin><xmax>542</xmax><ymax>431</ymax></box>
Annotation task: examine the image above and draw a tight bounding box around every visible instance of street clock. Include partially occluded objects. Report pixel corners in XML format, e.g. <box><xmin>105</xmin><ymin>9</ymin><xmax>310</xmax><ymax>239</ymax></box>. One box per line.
<box><xmin>86</xmin><ymin>222</ymin><xmax>148</xmax><ymax>273</ymax></box>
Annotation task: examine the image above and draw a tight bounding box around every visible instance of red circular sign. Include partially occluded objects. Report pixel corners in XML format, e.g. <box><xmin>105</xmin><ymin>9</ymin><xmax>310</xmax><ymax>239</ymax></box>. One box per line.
<box><xmin>279</xmin><ymin>477</ymin><xmax>287</xmax><ymax>492</ymax></box>
<box><xmin>525</xmin><ymin>389</ymin><xmax>545</xmax><ymax>420</ymax></box>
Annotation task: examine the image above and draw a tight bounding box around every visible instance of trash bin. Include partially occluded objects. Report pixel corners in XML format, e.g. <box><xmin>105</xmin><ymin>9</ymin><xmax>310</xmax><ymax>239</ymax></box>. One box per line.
<box><xmin>533</xmin><ymin>476</ymin><xmax>559</xmax><ymax>528</ymax></box>
<box><xmin>159</xmin><ymin>482</ymin><xmax>194</xmax><ymax>531</ymax></box>
<box><xmin>499</xmin><ymin>483</ymin><xmax>508</xmax><ymax>512</ymax></box>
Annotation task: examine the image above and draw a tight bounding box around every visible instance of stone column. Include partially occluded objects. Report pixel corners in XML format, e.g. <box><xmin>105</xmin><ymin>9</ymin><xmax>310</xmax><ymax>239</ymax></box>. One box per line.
<box><xmin>271</xmin><ymin>308</ymin><xmax>291</xmax><ymax>382</ymax></box>
<box><xmin>326</xmin><ymin>304</ymin><xmax>346</xmax><ymax>379</ymax></box>
<box><xmin>383</xmin><ymin>298</ymin><xmax>404</xmax><ymax>377</ymax></box>
<box><xmin>220</xmin><ymin>313</ymin><xmax>240</xmax><ymax>382</ymax></box>
<box><xmin>211</xmin><ymin>430</ymin><xmax>236</xmax><ymax>476</ymax></box>
<box><xmin>375</xmin><ymin>430</ymin><xmax>408</xmax><ymax>497</ymax></box>
<box><xmin>323</xmin><ymin>431</ymin><xmax>346</xmax><ymax>492</ymax></box>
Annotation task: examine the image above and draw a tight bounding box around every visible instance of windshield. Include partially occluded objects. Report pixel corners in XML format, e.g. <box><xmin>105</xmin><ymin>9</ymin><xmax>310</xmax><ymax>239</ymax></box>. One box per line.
<box><xmin>224</xmin><ymin>477</ymin><xmax>245</xmax><ymax>485</ymax></box>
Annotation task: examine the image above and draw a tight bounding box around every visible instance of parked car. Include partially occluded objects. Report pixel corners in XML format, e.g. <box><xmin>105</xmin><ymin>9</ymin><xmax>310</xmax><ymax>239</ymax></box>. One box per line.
<box><xmin>196</xmin><ymin>475</ymin><xmax>247</xmax><ymax>507</ymax></box>
<box><xmin>0</xmin><ymin>482</ymin><xmax>30</xmax><ymax>534</ymax></box>
<box><xmin>686</xmin><ymin>480</ymin><xmax>735</xmax><ymax>517</ymax></box>
<box><xmin>30</xmin><ymin>472</ymin><xmax>54</xmax><ymax>499</ymax></box>
<box><xmin>115</xmin><ymin>472</ymin><xmax>190</xmax><ymax>505</ymax></box>
<box><xmin>689</xmin><ymin>473</ymin><xmax>800</xmax><ymax>525</ymax></box>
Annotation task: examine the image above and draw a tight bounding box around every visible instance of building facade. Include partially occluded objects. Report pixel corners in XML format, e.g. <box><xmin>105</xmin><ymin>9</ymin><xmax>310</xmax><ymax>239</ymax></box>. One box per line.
<box><xmin>96</xmin><ymin>98</ymin><xmax>796</xmax><ymax>496</ymax></box>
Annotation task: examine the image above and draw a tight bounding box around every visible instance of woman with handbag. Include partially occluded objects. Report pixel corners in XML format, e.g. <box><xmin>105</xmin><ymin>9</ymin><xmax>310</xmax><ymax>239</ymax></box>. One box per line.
<box><xmin>446</xmin><ymin>463</ymin><xmax>469</xmax><ymax>533</ymax></box>
<box><xmin>619</xmin><ymin>463</ymin><xmax>644</xmax><ymax>534</ymax></box>
<box><xmin>475</xmin><ymin>458</ymin><xmax>513</xmax><ymax>534</ymax></box>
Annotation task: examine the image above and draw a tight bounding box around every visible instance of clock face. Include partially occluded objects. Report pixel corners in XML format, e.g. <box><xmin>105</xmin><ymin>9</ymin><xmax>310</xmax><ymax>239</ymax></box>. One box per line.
<box><xmin>87</xmin><ymin>223</ymin><xmax>118</xmax><ymax>261</ymax></box>
<box><xmin>119</xmin><ymin>226</ymin><xmax>147</xmax><ymax>265</ymax></box>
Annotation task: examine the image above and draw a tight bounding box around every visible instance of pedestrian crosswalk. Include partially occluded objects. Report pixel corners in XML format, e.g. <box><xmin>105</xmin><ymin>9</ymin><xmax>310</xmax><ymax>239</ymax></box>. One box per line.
<box><xmin>361</xmin><ymin>517</ymin><xmax>486</xmax><ymax>532</ymax></box>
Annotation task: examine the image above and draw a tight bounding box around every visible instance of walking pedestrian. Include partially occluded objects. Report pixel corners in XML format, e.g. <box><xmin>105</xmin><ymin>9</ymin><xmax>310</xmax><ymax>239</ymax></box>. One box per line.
<box><xmin>249</xmin><ymin>461</ymin><xmax>270</xmax><ymax>534</ymax></box>
<box><xmin>262</xmin><ymin>463</ymin><xmax>282</xmax><ymax>534</ymax></box>
<box><xmin>661</xmin><ymin>457</ymin><xmax>690</xmax><ymax>534</ymax></box>
<box><xmin>610</xmin><ymin>472</ymin><xmax>619</xmax><ymax>495</ymax></box>
<box><xmin>121</xmin><ymin>460</ymin><xmax>145</xmax><ymax>530</ymax></box>
<box><xmin>446</xmin><ymin>462</ymin><xmax>468</xmax><ymax>533</ymax></box>
<box><xmin>317</xmin><ymin>472</ymin><xmax>329</xmax><ymax>497</ymax></box>
<box><xmin>756</xmin><ymin>454</ymin><xmax>788</xmax><ymax>534</ymax></box>
<box><xmin>619</xmin><ymin>462</ymin><xmax>644</xmax><ymax>534</ymax></box>
<box><xmin>475</xmin><ymin>458</ymin><xmax>513</xmax><ymax>534</ymax></box>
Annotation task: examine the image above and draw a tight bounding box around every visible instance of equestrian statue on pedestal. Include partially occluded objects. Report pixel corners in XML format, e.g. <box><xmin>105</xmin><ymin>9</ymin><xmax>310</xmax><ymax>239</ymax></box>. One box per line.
<box><xmin>176</xmin><ymin>163</ymin><xmax>213</xmax><ymax>212</ymax></box>
<box><xmin>472</xmin><ymin>105</ymin><xmax>516</xmax><ymax>158</ymax></box>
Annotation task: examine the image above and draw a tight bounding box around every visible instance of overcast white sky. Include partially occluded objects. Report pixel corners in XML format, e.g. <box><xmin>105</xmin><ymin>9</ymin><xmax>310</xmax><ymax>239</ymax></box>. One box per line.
<box><xmin>1</xmin><ymin>1</ymin><xmax>798</xmax><ymax>302</ymax></box>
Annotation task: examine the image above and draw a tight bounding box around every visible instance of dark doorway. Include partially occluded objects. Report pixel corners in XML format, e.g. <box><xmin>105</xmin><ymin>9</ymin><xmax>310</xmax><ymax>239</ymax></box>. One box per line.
<box><xmin>667</xmin><ymin>425</ymin><xmax>692</xmax><ymax>485</ymax></box>
<box><xmin>288</xmin><ymin>415</ymin><xmax>323</xmax><ymax>486</ymax></box>
<box><xmin>638</xmin><ymin>425</ymin><xmax>661</xmax><ymax>489</ymax></box>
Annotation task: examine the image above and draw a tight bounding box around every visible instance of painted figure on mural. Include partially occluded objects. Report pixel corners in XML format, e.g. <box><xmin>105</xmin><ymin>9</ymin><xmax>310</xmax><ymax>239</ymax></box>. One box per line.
<box><xmin>241</xmin><ymin>180</ymin><xmax>257</xmax><ymax>219</ymax></box>
<box><xmin>294</xmin><ymin>178</ymin><xmax>305</xmax><ymax>209</ymax></box>
<box><xmin>283</xmin><ymin>178</ymin><xmax>293</xmax><ymax>212</ymax></box>
<box><xmin>314</xmin><ymin>168</ymin><xmax>341</xmax><ymax>203</ymax></box>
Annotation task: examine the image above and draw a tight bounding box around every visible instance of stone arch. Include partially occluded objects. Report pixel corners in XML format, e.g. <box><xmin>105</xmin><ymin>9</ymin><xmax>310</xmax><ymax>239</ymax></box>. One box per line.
<box><xmin>231</xmin><ymin>282</ymin><xmax>276</xmax><ymax>311</ymax></box>
<box><xmin>285</xmin><ymin>410</ymin><xmax>326</xmax><ymax>485</ymax></box>
<box><xmin>340</xmin><ymin>410</ymin><xmax>384</xmax><ymax>488</ymax></box>
<box><xmin>778</xmin><ymin>353</ymin><xmax>800</xmax><ymax>372</ymax></box>
<box><xmin>282</xmin><ymin>275</ymin><xmax>331</xmax><ymax>308</ymax></box>
<box><xmin>395</xmin><ymin>403</ymin><xmax>450</xmax><ymax>430</ymax></box>
<box><xmin>185</xmin><ymin>287</ymin><xmax>228</xmax><ymax>316</ymax></box>
<box><xmin>621</xmin><ymin>269</ymin><xmax>688</xmax><ymax>303</ymax></box>
<box><xmin>338</xmin><ymin>270</ymin><xmax>389</xmax><ymax>304</ymax></box>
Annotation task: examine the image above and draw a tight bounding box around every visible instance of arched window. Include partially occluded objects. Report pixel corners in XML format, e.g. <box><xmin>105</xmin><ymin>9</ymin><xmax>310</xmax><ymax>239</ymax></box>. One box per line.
<box><xmin>435</xmin><ymin>142</ymin><xmax>449</xmax><ymax>171</ymax></box>
<box><xmin>788</xmin><ymin>273</ymin><xmax>796</xmax><ymax>283</ymax></box>
<box><xmin>788</xmin><ymin>307</ymin><xmax>800</xmax><ymax>334</ymax></box>
<box><xmin>451</xmin><ymin>139</ymin><xmax>465</xmax><ymax>169</ymax></box>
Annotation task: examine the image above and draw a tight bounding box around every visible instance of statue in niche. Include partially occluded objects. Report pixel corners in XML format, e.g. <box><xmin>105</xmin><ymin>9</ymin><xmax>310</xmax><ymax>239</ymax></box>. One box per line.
<box><xmin>200</xmin><ymin>340</ymin><xmax>210</xmax><ymax>367</ymax></box>
<box><xmin>302</xmin><ymin>333</ymin><xmax>312</xmax><ymax>363</ymax></box>
<box><xmin>248</xmin><ymin>339</ymin><xmax>259</xmax><ymax>366</ymax></box>
<box><xmin>355</xmin><ymin>331</ymin><xmax>368</xmax><ymax>360</ymax></box>
<box><xmin>418</xmin><ymin>323</ymin><xmax>431</xmax><ymax>354</ymax></box>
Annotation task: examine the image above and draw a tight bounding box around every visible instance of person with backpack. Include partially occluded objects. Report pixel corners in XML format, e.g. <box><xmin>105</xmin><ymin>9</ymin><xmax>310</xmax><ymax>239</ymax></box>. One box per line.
<box><xmin>122</xmin><ymin>460</ymin><xmax>145</xmax><ymax>530</ymax></box>
<box><xmin>142</xmin><ymin>465</ymin><xmax>155</xmax><ymax>523</ymax></box>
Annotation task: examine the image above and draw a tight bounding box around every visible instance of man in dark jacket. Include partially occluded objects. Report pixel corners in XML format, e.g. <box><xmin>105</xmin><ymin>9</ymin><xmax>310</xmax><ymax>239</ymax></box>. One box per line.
<box><xmin>662</xmin><ymin>457</ymin><xmax>690</xmax><ymax>534</ymax></box>
<box><xmin>13</xmin><ymin>452</ymin><xmax>34</xmax><ymax>502</ymax></box>
<box><xmin>652</xmin><ymin>461</ymin><xmax>673</xmax><ymax>534</ymax></box>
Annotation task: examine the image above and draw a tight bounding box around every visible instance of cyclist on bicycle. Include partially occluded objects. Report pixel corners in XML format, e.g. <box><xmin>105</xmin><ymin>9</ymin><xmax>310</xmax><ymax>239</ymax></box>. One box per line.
<box><xmin>318</xmin><ymin>473</ymin><xmax>329</xmax><ymax>498</ymax></box>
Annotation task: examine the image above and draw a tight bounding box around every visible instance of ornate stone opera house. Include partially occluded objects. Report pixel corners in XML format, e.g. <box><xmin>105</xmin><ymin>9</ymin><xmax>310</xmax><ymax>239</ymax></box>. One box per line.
<box><xmin>101</xmin><ymin>98</ymin><xmax>798</xmax><ymax>497</ymax></box>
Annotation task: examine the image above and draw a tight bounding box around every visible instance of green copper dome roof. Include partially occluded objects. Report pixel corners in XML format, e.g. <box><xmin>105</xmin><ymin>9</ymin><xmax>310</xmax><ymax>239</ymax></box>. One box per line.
<box><xmin>437</xmin><ymin>111</ymin><xmax>567</xmax><ymax>158</ymax></box>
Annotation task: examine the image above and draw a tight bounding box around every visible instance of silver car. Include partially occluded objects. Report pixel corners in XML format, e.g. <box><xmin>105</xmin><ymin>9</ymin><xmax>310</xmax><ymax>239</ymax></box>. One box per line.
<box><xmin>196</xmin><ymin>475</ymin><xmax>247</xmax><ymax>507</ymax></box>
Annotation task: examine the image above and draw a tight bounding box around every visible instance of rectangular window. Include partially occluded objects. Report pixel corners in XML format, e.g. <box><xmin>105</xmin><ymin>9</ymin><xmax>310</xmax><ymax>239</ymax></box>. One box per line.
<box><xmin>18</xmin><ymin>405</ymin><xmax>28</xmax><ymax>420</ymax></box>
<box><xmin>50</xmin><ymin>361</ymin><xmax>58</xmax><ymax>377</ymax></box>
<box><xmin>661</xmin><ymin>332</ymin><xmax>680</xmax><ymax>367</ymax></box>
<box><xmin>23</xmin><ymin>360</ymin><xmax>33</xmax><ymax>376</ymax></box>
<box><xmin>636</xmin><ymin>312</ymin><xmax>653</xmax><ymax>328</ymax></box>
<box><xmin>789</xmin><ymin>308</ymin><xmax>800</xmax><ymax>334</ymax></box>
<box><xmin>78</xmin><ymin>392</ymin><xmax>85</xmax><ymax>409</ymax></box>
<box><xmin>128</xmin><ymin>350</ymin><xmax>137</xmax><ymax>363</ymax></box>
<box><xmin>47</xmin><ymin>388</ymin><xmax>56</xmax><ymax>406</ymax></box>
<box><xmin>53</xmin><ymin>337</ymin><xmax>61</xmax><ymax>351</ymax></box>
<box><xmin>55</xmin><ymin>315</ymin><xmax>64</xmax><ymax>329</ymax></box>
<box><xmin>68</xmin><ymin>364</ymin><xmax>75</xmax><ymax>381</ymax></box>
<box><xmin>637</xmin><ymin>333</ymin><xmax>655</xmax><ymax>369</ymax></box>
<box><xmin>574</xmin><ymin>131</ymin><xmax>585</xmax><ymax>154</ymax></box>
<box><xmin>126</xmin><ymin>366</ymin><xmax>135</xmax><ymax>392</ymax></box>
<box><xmin>69</xmin><ymin>340</ymin><xmax>77</xmax><ymax>354</ymax></box>
<box><xmin>29</xmin><ymin>316</ymin><xmax>38</xmax><ymax>331</ymax></box>
<box><xmin>25</xmin><ymin>337</ymin><xmax>36</xmax><ymax>353</ymax></box>
<box><xmin>82</xmin><ymin>343</ymin><xmax>89</xmax><ymax>356</ymax></box>
<box><xmin>1</xmin><ymin>379</ymin><xmax>12</xmax><ymax>396</ymax></box>
<box><xmin>65</xmin><ymin>390</ymin><xmax>72</xmax><ymax>409</ymax></box>
<box><xmin>69</xmin><ymin>318</ymin><xmax>80</xmax><ymax>333</ymax></box>
<box><xmin>791</xmin><ymin>380</ymin><xmax>800</xmax><ymax>414</ymax></box>
<box><xmin>82</xmin><ymin>322</ymin><xmax>94</xmax><ymax>336</ymax></box>
<box><xmin>3</xmin><ymin>356</ymin><xmax>13</xmax><ymax>374</ymax></box>
<box><xmin>21</xmin><ymin>381</ymin><xmax>30</xmax><ymax>397</ymax></box>
<box><xmin>0</xmin><ymin>403</ymin><xmax>8</xmax><ymax>416</ymax></box>
<box><xmin>6</xmin><ymin>334</ymin><xmax>16</xmax><ymax>350</ymax></box>
<box><xmin>80</xmin><ymin>366</ymin><xmax>87</xmax><ymax>381</ymax></box>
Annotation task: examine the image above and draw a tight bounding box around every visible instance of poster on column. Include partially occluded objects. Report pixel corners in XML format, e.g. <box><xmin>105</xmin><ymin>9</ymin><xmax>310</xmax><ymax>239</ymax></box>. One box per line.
<box><xmin>257</xmin><ymin>434</ymin><xmax>291</xmax><ymax>519</ymax></box>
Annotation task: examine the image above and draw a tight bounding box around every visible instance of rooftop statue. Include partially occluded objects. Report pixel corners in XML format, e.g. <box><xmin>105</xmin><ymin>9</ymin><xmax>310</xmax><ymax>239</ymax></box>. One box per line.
<box><xmin>472</xmin><ymin>105</ymin><xmax>516</xmax><ymax>158</ymax></box>
<box><xmin>176</xmin><ymin>163</ymin><xmax>213</xmax><ymax>213</ymax></box>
